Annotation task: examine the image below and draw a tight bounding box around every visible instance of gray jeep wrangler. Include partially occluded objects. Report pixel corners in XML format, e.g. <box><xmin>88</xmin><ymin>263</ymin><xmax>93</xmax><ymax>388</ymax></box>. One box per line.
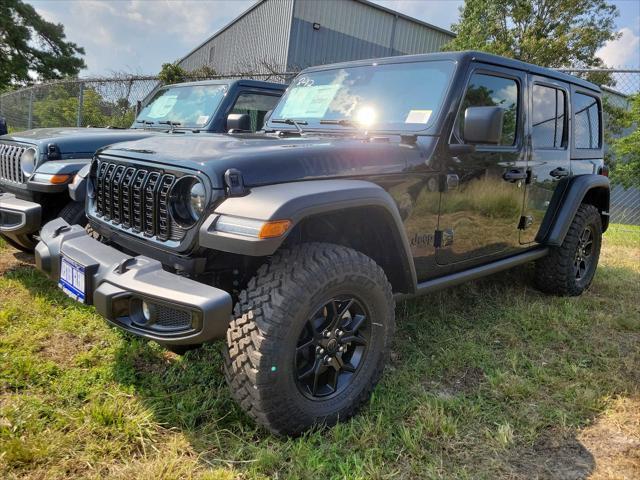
<box><xmin>35</xmin><ymin>52</ymin><xmax>609</xmax><ymax>436</ymax></box>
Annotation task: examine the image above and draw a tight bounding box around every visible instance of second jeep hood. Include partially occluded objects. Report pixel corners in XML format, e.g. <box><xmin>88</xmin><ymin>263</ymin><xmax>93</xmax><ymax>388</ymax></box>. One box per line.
<box><xmin>2</xmin><ymin>127</ymin><xmax>164</xmax><ymax>157</ymax></box>
<box><xmin>102</xmin><ymin>133</ymin><xmax>438</xmax><ymax>188</ymax></box>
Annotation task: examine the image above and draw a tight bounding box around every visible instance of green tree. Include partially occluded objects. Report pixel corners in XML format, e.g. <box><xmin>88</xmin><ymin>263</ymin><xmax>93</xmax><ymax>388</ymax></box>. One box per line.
<box><xmin>158</xmin><ymin>63</ymin><xmax>218</xmax><ymax>85</ymax></box>
<box><xmin>0</xmin><ymin>0</ymin><xmax>85</xmax><ymax>90</ymax></box>
<box><xmin>610</xmin><ymin>94</ymin><xmax>640</xmax><ymax>188</ymax></box>
<box><xmin>445</xmin><ymin>0</ymin><xmax>619</xmax><ymax>69</ymax></box>
<box><xmin>32</xmin><ymin>85</ymin><xmax>109</xmax><ymax>128</ymax></box>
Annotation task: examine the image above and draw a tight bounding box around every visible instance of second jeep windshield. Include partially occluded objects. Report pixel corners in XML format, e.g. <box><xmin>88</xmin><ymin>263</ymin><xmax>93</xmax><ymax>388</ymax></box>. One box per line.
<box><xmin>270</xmin><ymin>60</ymin><xmax>455</xmax><ymax>131</ymax></box>
<box><xmin>135</xmin><ymin>84</ymin><xmax>228</xmax><ymax>128</ymax></box>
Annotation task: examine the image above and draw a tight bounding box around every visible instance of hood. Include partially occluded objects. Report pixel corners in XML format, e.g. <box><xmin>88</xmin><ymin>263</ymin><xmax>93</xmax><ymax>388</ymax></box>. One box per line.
<box><xmin>102</xmin><ymin>132</ymin><xmax>438</xmax><ymax>188</ymax></box>
<box><xmin>1</xmin><ymin>127</ymin><xmax>166</xmax><ymax>158</ymax></box>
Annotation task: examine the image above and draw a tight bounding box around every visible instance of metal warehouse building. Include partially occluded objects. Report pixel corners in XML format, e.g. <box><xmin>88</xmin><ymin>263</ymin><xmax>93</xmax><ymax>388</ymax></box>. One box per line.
<box><xmin>177</xmin><ymin>0</ymin><xmax>455</xmax><ymax>74</ymax></box>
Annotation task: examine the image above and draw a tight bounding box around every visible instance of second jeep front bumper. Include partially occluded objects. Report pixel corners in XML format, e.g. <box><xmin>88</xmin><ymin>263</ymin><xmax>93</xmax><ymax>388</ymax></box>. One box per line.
<box><xmin>35</xmin><ymin>218</ymin><xmax>233</xmax><ymax>345</ymax></box>
<box><xmin>0</xmin><ymin>192</ymin><xmax>41</xmax><ymax>236</ymax></box>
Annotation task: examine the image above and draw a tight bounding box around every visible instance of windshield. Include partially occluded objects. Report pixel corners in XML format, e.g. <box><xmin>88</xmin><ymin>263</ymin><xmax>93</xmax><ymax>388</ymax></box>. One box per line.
<box><xmin>134</xmin><ymin>84</ymin><xmax>227</xmax><ymax>128</ymax></box>
<box><xmin>269</xmin><ymin>60</ymin><xmax>455</xmax><ymax>132</ymax></box>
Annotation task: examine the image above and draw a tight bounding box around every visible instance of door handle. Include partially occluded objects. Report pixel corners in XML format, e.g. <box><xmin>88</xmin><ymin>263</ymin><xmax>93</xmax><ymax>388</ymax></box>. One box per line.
<box><xmin>550</xmin><ymin>167</ymin><xmax>569</xmax><ymax>178</ymax></box>
<box><xmin>502</xmin><ymin>169</ymin><xmax>528</xmax><ymax>182</ymax></box>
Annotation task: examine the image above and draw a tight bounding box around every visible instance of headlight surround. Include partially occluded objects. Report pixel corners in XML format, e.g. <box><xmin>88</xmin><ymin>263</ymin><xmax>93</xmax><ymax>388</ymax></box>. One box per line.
<box><xmin>20</xmin><ymin>147</ymin><xmax>37</xmax><ymax>178</ymax></box>
<box><xmin>170</xmin><ymin>177</ymin><xmax>206</xmax><ymax>227</ymax></box>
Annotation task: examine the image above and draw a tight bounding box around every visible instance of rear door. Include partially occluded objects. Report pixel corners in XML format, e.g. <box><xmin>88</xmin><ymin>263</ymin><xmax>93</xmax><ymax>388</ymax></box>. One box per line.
<box><xmin>520</xmin><ymin>76</ymin><xmax>571</xmax><ymax>243</ymax></box>
<box><xmin>437</xmin><ymin>65</ymin><xmax>528</xmax><ymax>266</ymax></box>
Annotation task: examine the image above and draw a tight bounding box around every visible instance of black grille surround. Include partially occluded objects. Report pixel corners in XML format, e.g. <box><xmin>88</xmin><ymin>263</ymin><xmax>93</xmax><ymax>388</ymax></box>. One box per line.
<box><xmin>0</xmin><ymin>142</ymin><xmax>28</xmax><ymax>184</ymax></box>
<box><xmin>90</xmin><ymin>156</ymin><xmax>207</xmax><ymax>245</ymax></box>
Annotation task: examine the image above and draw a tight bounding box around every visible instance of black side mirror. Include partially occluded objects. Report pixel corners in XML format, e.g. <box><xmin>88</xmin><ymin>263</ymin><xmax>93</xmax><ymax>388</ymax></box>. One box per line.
<box><xmin>463</xmin><ymin>106</ymin><xmax>505</xmax><ymax>144</ymax></box>
<box><xmin>0</xmin><ymin>117</ymin><xmax>7</xmax><ymax>136</ymax></box>
<box><xmin>227</xmin><ymin>113</ymin><xmax>251</xmax><ymax>133</ymax></box>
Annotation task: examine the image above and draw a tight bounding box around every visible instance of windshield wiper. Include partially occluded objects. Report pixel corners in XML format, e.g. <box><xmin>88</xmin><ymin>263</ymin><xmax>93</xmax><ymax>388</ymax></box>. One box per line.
<box><xmin>271</xmin><ymin>118</ymin><xmax>308</xmax><ymax>133</ymax></box>
<box><xmin>135</xmin><ymin>120</ymin><xmax>155</xmax><ymax>129</ymax></box>
<box><xmin>319</xmin><ymin>119</ymin><xmax>357</xmax><ymax>127</ymax></box>
<box><xmin>159</xmin><ymin>120</ymin><xmax>181</xmax><ymax>132</ymax></box>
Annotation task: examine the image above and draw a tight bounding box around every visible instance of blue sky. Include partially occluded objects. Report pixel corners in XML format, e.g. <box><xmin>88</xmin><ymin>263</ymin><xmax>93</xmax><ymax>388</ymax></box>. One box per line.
<box><xmin>29</xmin><ymin>0</ymin><xmax>640</xmax><ymax>76</ymax></box>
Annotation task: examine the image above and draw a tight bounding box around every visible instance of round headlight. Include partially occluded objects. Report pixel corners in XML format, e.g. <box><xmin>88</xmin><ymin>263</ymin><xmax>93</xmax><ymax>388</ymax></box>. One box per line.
<box><xmin>21</xmin><ymin>147</ymin><xmax>37</xmax><ymax>178</ymax></box>
<box><xmin>170</xmin><ymin>177</ymin><xmax>206</xmax><ymax>227</ymax></box>
<box><xmin>189</xmin><ymin>182</ymin><xmax>206</xmax><ymax>219</ymax></box>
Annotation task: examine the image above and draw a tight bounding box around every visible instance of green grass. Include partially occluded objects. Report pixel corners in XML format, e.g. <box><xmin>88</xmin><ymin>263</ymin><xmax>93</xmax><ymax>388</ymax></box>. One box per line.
<box><xmin>0</xmin><ymin>226</ymin><xmax>638</xmax><ymax>479</ymax></box>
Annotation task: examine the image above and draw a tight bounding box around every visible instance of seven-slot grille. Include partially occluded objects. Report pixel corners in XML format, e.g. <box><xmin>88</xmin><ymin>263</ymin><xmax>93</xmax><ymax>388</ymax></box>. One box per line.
<box><xmin>94</xmin><ymin>159</ymin><xmax>183</xmax><ymax>241</ymax></box>
<box><xmin>0</xmin><ymin>142</ymin><xmax>26</xmax><ymax>184</ymax></box>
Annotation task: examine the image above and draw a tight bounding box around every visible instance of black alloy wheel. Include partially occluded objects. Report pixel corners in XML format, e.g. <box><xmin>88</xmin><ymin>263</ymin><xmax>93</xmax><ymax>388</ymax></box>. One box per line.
<box><xmin>295</xmin><ymin>297</ymin><xmax>370</xmax><ymax>399</ymax></box>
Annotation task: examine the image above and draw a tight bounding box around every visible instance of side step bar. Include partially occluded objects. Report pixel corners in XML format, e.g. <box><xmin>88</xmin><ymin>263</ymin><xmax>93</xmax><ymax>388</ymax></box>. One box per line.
<box><xmin>399</xmin><ymin>247</ymin><xmax>549</xmax><ymax>300</ymax></box>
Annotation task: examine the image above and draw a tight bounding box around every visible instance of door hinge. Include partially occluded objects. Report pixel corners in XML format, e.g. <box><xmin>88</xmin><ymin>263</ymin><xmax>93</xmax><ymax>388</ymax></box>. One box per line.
<box><xmin>224</xmin><ymin>168</ymin><xmax>248</xmax><ymax>197</ymax></box>
<box><xmin>518</xmin><ymin>215</ymin><xmax>533</xmax><ymax>230</ymax></box>
<box><xmin>434</xmin><ymin>228</ymin><xmax>454</xmax><ymax>248</ymax></box>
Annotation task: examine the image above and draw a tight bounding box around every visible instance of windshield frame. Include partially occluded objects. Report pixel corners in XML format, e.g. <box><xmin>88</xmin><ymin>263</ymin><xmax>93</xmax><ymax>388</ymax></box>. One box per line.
<box><xmin>131</xmin><ymin>81</ymin><xmax>229</xmax><ymax>130</ymax></box>
<box><xmin>266</xmin><ymin>58</ymin><xmax>459</xmax><ymax>135</ymax></box>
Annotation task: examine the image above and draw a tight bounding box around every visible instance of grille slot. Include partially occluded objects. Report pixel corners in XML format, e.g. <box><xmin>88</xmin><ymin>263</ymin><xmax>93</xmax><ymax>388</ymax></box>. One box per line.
<box><xmin>154</xmin><ymin>305</ymin><xmax>193</xmax><ymax>330</ymax></box>
<box><xmin>94</xmin><ymin>159</ymin><xmax>184</xmax><ymax>241</ymax></box>
<box><xmin>0</xmin><ymin>143</ymin><xmax>26</xmax><ymax>184</ymax></box>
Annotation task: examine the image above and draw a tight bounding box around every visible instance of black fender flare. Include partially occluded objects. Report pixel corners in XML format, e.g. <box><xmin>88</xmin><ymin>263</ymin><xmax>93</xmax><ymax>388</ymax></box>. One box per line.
<box><xmin>537</xmin><ymin>174</ymin><xmax>610</xmax><ymax>246</ymax></box>
<box><xmin>199</xmin><ymin>179</ymin><xmax>417</xmax><ymax>290</ymax></box>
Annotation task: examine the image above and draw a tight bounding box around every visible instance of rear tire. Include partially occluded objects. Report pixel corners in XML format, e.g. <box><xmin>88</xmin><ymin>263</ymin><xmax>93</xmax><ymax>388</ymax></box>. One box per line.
<box><xmin>223</xmin><ymin>242</ymin><xmax>395</xmax><ymax>436</ymax></box>
<box><xmin>535</xmin><ymin>204</ymin><xmax>602</xmax><ymax>296</ymax></box>
<box><xmin>1</xmin><ymin>232</ymin><xmax>37</xmax><ymax>253</ymax></box>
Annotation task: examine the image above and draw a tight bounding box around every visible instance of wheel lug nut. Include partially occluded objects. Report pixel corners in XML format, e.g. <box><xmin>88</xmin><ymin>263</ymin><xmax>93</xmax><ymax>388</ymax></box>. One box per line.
<box><xmin>324</xmin><ymin>331</ymin><xmax>331</xmax><ymax>338</ymax></box>
<box><xmin>338</xmin><ymin>346</ymin><xmax>345</xmax><ymax>352</ymax></box>
<box><xmin>319</xmin><ymin>348</ymin><xmax>324</xmax><ymax>355</ymax></box>
<box><xmin>337</xmin><ymin>330</ymin><xmax>343</xmax><ymax>337</ymax></box>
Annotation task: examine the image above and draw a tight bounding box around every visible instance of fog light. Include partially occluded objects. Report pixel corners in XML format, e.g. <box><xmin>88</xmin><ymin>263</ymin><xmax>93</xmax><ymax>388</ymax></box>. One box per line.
<box><xmin>142</xmin><ymin>301</ymin><xmax>152</xmax><ymax>322</ymax></box>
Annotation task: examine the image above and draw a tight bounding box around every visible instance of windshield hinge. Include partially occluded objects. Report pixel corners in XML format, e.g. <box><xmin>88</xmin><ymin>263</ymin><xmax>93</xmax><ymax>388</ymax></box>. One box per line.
<box><xmin>224</xmin><ymin>168</ymin><xmax>248</xmax><ymax>197</ymax></box>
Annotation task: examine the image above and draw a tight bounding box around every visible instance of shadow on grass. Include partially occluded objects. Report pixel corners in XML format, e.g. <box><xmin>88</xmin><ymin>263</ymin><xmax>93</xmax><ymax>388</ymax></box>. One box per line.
<box><xmin>4</xmin><ymin>253</ymin><xmax>639</xmax><ymax>478</ymax></box>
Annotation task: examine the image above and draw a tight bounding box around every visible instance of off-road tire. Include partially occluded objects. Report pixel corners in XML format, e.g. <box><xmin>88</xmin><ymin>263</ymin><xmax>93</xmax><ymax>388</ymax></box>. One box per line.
<box><xmin>223</xmin><ymin>242</ymin><xmax>395</xmax><ymax>436</ymax></box>
<box><xmin>1</xmin><ymin>232</ymin><xmax>37</xmax><ymax>253</ymax></box>
<box><xmin>59</xmin><ymin>201</ymin><xmax>87</xmax><ymax>227</ymax></box>
<box><xmin>535</xmin><ymin>204</ymin><xmax>602</xmax><ymax>296</ymax></box>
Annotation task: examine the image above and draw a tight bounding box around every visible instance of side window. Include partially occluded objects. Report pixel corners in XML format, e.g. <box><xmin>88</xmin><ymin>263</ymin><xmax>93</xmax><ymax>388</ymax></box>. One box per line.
<box><xmin>574</xmin><ymin>93</ymin><xmax>600</xmax><ymax>149</ymax></box>
<box><xmin>457</xmin><ymin>73</ymin><xmax>519</xmax><ymax>146</ymax></box>
<box><xmin>230</xmin><ymin>93</ymin><xmax>280</xmax><ymax>131</ymax></box>
<box><xmin>532</xmin><ymin>84</ymin><xmax>567</xmax><ymax>149</ymax></box>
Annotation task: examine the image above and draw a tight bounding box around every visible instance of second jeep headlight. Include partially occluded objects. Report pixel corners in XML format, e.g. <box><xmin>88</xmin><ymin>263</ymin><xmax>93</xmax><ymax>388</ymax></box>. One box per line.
<box><xmin>20</xmin><ymin>147</ymin><xmax>37</xmax><ymax>178</ymax></box>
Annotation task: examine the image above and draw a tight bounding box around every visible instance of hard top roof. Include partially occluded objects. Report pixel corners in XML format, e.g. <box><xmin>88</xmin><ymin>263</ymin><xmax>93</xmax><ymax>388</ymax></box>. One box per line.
<box><xmin>301</xmin><ymin>50</ymin><xmax>601</xmax><ymax>93</ymax></box>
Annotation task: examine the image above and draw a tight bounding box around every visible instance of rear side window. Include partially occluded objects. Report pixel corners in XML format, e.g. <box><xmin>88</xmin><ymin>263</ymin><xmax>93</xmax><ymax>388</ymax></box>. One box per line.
<box><xmin>230</xmin><ymin>93</ymin><xmax>280</xmax><ymax>131</ymax></box>
<box><xmin>532</xmin><ymin>84</ymin><xmax>567</xmax><ymax>149</ymax></box>
<box><xmin>574</xmin><ymin>93</ymin><xmax>600</xmax><ymax>149</ymax></box>
<box><xmin>457</xmin><ymin>73</ymin><xmax>519</xmax><ymax>146</ymax></box>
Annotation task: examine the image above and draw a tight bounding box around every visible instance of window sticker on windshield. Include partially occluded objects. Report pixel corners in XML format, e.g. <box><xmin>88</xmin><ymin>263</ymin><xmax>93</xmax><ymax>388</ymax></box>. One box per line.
<box><xmin>405</xmin><ymin>109</ymin><xmax>432</xmax><ymax>124</ymax></box>
<box><xmin>147</xmin><ymin>94</ymin><xmax>178</xmax><ymax>119</ymax></box>
<box><xmin>279</xmin><ymin>85</ymin><xmax>340</xmax><ymax>118</ymax></box>
<box><xmin>197</xmin><ymin>115</ymin><xmax>210</xmax><ymax>125</ymax></box>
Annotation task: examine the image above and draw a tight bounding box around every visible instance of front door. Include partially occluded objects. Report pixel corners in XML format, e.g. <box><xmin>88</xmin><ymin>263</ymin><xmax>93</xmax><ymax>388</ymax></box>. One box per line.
<box><xmin>520</xmin><ymin>77</ymin><xmax>571</xmax><ymax>243</ymax></box>
<box><xmin>437</xmin><ymin>65</ymin><xmax>528</xmax><ymax>266</ymax></box>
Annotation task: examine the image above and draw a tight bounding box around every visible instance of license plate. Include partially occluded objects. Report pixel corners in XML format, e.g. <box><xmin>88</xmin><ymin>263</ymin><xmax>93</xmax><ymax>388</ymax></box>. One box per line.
<box><xmin>59</xmin><ymin>256</ymin><xmax>86</xmax><ymax>303</ymax></box>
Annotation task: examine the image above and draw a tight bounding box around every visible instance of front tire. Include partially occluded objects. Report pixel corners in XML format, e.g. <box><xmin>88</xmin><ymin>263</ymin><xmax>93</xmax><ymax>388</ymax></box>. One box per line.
<box><xmin>59</xmin><ymin>201</ymin><xmax>87</xmax><ymax>227</ymax></box>
<box><xmin>535</xmin><ymin>204</ymin><xmax>602</xmax><ymax>296</ymax></box>
<box><xmin>223</xmin><ymin>243</ymin><xmax>395</xmax><ymax>436</ymax></box>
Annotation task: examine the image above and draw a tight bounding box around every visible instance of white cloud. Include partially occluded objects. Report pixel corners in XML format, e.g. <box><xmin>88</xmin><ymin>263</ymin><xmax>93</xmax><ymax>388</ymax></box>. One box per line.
<box><xmin>596</xmin><ymin>27</ymin><xmax>640</xmax><ymax>68</ymax></box>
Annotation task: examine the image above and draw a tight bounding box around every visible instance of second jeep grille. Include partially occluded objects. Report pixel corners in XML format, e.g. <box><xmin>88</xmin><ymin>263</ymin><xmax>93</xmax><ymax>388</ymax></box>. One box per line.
<box><xmin>0</xmin><ymin>142</ymin><xmax>26</xmax><ymax>184</ymax></box>
<box><xmin>94</xmin><ymin>160</ymin><xmax>183</xmax><ymax>241</ymax></box>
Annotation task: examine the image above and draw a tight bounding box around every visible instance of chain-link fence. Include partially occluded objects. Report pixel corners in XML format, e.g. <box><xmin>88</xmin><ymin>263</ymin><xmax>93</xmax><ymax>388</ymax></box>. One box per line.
<box><xmin>0</xmin><ymin>68</ymin><xmax>638</xmax><ymax>226</ymax></box>
<box><xmin>0</xmin><ymin>72</ymin><xmax>293</xmax><ymax>131</ymax></box>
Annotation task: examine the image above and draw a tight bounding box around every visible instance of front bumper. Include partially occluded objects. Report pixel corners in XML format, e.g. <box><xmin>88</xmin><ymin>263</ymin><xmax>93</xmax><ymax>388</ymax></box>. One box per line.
<box><xmin>0</xmin><ymin>192</ymin><xmax>42</xmax><ymax>235</ymax></box>
<box><xmin>35</xmin><ymin>218</ymin><xmax>233</xmax><ymax>345</ymax></box>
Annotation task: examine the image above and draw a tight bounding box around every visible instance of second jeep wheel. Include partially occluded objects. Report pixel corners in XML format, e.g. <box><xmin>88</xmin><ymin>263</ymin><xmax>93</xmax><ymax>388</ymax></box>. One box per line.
<box><xmin>224</xmin><ymin>243</ymin><xmax>395</xmax><ymax>436</ymax></box>
<box><xmin>535</xmin><ymin>203</ymin><xmax>602</xmax><ymax>296</ymax></box>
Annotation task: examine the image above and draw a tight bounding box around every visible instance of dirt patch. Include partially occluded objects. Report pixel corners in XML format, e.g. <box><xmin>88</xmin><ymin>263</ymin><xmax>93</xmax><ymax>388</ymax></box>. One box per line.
<box><xmin>36</xmin><ymin>331</ymin><xmax>96</xmax><ymax>367</ymax></box>
<box><xmin>578</xmin><ymin>396</ymin><xmax>640</xmax><ymax>479</ymax></box>
<box><xmin>510</xmin><ymin>431</ymin><xmax>595</xmax><ymax>480</ymax></box>
<box><xmin>0</xmin><ymin>247</ymin><xmax>33</xmax><ymax>275</ymax></box>
<box><xmin>426</xmin><ymin>366</ymin><xmax>485</xmax><ymax>399</ymax></box>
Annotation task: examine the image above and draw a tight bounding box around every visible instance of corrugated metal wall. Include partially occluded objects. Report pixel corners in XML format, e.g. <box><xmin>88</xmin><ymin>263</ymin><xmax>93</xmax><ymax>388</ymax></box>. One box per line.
<box><xmin>177</xmin><ymin>0</ymin><xmax>455</xmax><ymax>74</ymax></box>
<box><xmin>287</xmin><ymin>0</ymin><xmax>454</xmax><ymax>70</ymax></box>
<box><xmin>178</xmin><ymin>0</ymin><xmax>294</xmax><ymax>74</ymax></box>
